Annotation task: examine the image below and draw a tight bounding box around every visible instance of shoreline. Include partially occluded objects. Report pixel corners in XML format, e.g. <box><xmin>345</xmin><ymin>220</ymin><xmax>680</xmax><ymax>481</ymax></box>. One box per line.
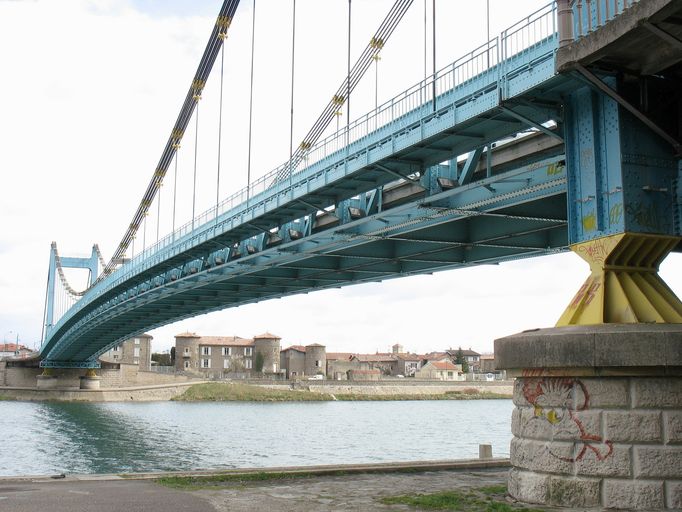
<box><xmin>0</xmin><ymin>380</ymin><xmax>513</xmax><ymax>402</ymax></box>
<box><xmin>0</xmin><ymin>457</ymin><xmax>511</xmax><ymax>483</ymax></box>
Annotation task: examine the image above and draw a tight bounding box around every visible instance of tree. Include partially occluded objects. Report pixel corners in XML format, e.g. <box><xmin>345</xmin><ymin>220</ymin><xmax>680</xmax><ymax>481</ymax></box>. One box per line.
<box><xmin>170</xmin><ymin>346</ymin><xmax>176</xmax><ymax>366</ymax></box>
<box><xmin>254</xmin><ymin>351</ymin><xmax>265</xmax><ymax>373</ymax></box>
<box><xmin>151</xmin><ymin>352</ymin><xmax>171</xmax><ymax>366</ymax></box>
<box><xmin>455</xmin><ymin>347</ymin><xmax>469</xmax><ymax>373</ymax></box>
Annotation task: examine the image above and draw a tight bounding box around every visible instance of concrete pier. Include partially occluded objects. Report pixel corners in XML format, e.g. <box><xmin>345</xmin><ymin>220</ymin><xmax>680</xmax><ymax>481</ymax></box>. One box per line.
<box><xmin>496</xmin><ymin>324</ymin><xmax>682</xmax><ymax>510</ymax></box>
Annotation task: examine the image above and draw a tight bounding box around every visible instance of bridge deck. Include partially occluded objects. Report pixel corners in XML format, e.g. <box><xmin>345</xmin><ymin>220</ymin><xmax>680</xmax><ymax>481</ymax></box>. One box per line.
<box><xmin>42</xmin><ymin>3</ymin><xmax>584</xmax><ymax>366</ymax></box>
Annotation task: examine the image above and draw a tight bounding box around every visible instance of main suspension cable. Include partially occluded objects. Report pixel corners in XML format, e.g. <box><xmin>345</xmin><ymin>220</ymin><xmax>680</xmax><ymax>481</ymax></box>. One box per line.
<box><xmin>98</xmin><ymin>0</ymin><xmax>241</xmax><ymax>282</ymax></box>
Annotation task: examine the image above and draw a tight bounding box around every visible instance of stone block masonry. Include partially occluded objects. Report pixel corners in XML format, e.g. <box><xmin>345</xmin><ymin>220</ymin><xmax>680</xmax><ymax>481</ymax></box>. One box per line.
<box><xmin>509</xmin><ymin>375</ymin><xmax>682</xmax><ymax>509</ymax></box>
<box><xmin>496</xmin><ymin>325</ymin><xmax>682</xmax><ymax>510</ymax></box>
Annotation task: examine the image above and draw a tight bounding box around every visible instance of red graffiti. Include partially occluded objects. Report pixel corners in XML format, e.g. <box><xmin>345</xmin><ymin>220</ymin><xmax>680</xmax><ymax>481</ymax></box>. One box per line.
<box><xmin>522</xmin><ymin>377</ymin><xmax>613</xmax><ymax>463</ymax></box>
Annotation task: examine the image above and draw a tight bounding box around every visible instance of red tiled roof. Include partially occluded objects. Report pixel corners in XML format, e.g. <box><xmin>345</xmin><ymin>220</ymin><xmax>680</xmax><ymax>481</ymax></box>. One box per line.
<box><xmin>352</xmin><ymin>354</ymin><xmax>397</xmax><ymax>362</ymax></box>
<box><xmin>198</xmin><ymin>336</ymin><xmax>254</xmax><ymax>347</ymax></box>
<box><xmin>0</xmin><ymin>343</ymin><xmax>29</xmax><ymax>352</ymax></box>
<box><xmin>282</xmin><ymin>345</ymin><xmax>306</xmax><ymax>353</ymax></box>
<box><xmin>430</xmin><ymin>361</ymin><xmax>458</xmax><ymax>371</ymax></box>
<box><xmin>326</xmin><ymin>352</ymin><xmax>353</xmax><ymax>361</ymax></box>
<box><xmin>253</xmin><ymin>332</ymin><xmax>281</xmax><ymax>340</ymax></box>
<box><xmin>395</xmin><ymin>353</ymin><xmax>422</xmax><ymax>361</ymax></box>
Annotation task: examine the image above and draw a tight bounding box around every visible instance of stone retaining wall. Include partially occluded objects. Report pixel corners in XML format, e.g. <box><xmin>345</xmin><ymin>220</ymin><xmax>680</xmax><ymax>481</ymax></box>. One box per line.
<box><xmin>0</xmin><ymin>382</ymin><xmax>204</xmax><ymax>402</ymax></box>
<box><xmin>299</xmin><ymin>382</ymin><xmax>512</xmax><ymax>396</ymax></box>
<box><xmin>509</xmin><ymin>376</ymin><xmax>682</xmax><ymax>509</ymax></box>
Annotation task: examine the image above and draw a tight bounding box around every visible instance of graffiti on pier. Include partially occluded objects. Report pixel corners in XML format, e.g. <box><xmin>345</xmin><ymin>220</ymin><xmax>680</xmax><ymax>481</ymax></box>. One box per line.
<box><xmin>522</xmin><ymin>377</ymin><xmax>613</xmax><ymax>462</ymax></box>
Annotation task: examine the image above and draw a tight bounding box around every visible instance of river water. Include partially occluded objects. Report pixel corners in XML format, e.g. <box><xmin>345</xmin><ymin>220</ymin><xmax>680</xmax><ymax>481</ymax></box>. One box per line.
<box><xmin>0</xmin><ymin>400</ymin><xmax>513</xmax><ymax>476</ymax></box>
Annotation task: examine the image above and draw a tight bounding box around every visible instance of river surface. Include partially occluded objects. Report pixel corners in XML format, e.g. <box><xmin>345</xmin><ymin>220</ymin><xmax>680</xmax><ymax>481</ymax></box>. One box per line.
<box><xmin>0</xmin><ymin>400</ymin><xmax>513</xmax><ymax>476</ymax></box>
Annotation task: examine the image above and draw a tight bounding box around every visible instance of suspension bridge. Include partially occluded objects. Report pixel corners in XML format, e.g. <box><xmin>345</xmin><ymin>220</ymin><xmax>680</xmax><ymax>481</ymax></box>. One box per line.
<box><xmin>39</xmin><ymin>0</ymin><xmax>682</xmax><ymax>368</ymax></box>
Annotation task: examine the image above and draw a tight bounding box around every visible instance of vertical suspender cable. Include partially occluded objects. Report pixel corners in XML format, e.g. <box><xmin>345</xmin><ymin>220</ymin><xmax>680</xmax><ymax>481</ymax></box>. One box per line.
<box><xmin>486</xmin><ymin>0</ymin><xmax>490</xmax><ymax>67</ymax></box>
<box><xmin>156</xmin><ymin>186</ymin><xmax>162</xmax><ymax>243</ymax></box>
<box><xmin>246</xmin><ymin>0</ymin><xmax>257</xmax><ymax>203</ymax></box>
<box><xmin>143</xmin><ymin>216</ymin><xmax>147</xmax><ymax>251</ymax></box>
<box><xmin>424</xmin><ymin>0</ymin><xmax>429</xmax><ymax>80</ymax></box>
<box><xmin>172</xmin><ymin>152</ymin><xmax>178</xmax><ymax>235</ymax></box>
<box><xmin>192</xmin><ymin>103</ymin><xmax>200</xmax><ymax>229</ymax></box>
<box><xmin>346</xmin><ymin>0</ymin><xmax>351</xmax><ymax>139</ymax></box>
<box><xmin>432</xmin><ymin>0</ymin><xmax>436</xmax><ymax>111</ymax></box>
<box><xmin>41</xmin><ymin>271</ymin><xmax>49</xmax><ymax>343</ymax></box>
<box><xmin>216</xmin><ymin>37</ymin><xmax>226</xmax><ymax>220</ymax></box>
<box><xmin>288</xmin><ymin>0</ymin><xmax>296</xmax><ymax>181</ymax></box>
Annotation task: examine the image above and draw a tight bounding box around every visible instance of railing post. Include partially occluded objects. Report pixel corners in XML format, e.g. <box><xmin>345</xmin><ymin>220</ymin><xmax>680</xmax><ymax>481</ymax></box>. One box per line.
<box><xmin>557</xmin><ymin>0</ymin><xmax>575</xmax><ymax>47</ymax></box>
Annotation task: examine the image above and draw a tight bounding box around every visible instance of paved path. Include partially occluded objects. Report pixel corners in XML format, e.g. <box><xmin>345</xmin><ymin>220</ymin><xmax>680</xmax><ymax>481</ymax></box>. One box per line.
<box><xmin>0</xmin><ymin>463</ymin><xmax>556</xmax><ymax>512</ymax></box>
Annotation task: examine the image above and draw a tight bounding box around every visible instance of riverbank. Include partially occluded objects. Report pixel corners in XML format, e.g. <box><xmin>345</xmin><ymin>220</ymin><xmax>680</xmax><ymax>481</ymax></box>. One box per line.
<box><xmin>0</xmin><ymin>380</ymin><xmax>512</xmax><ymax>402</ymax></box>
<box><xmin>173</xmin><ymin>382</ymin><xmax>511</xmax><ymax>401</ymax></box>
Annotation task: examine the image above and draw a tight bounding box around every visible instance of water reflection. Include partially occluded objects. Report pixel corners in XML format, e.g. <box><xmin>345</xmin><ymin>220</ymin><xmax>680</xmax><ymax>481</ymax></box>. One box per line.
<box><xmin>0</xmin><ymin>400</ymin><xmax>513</xmax><ymax>476</ymax></box>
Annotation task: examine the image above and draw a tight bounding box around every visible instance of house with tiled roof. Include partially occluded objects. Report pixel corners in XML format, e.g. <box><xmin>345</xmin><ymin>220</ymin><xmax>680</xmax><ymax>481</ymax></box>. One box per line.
<box><xmin>415</xmin><ymin>360</ymin><xmax>463</xmax><ymax>381</ymax></box>
<box><xmin>280</xmin><ymin>343</ymin><xmax>327</xmax><ymax>379</ymax></box>
<box><xmin>350</xmin><ymin>353</ymin><xmax>398</xmax><ymax>376</ymax></box>
<box><xmin>175</xmin><ymin>332</ymin><xmax>281</xmax><ymax>377</ymax></box>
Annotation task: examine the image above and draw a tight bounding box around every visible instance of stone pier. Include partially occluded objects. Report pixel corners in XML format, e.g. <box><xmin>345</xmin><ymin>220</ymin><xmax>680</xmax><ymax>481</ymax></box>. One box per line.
<box><xmin>496</xmin><ymin>324</ymin><xmax>682</xmax><ymax>510</ymax></box>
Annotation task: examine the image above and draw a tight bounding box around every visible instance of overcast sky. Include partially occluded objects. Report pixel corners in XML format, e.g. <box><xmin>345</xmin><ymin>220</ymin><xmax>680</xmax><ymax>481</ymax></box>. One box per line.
<box><xmin>1</xmin><ymin>0</ymin><xmax>680</xmax><ymax>356</ymax></box>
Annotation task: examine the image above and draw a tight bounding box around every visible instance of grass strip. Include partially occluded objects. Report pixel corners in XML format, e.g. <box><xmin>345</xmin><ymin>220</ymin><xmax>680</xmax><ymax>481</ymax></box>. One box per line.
<box><xmin>171</xmin><ymin>383</ymin><xmax>332</xmax><ymax>402</ymax></box>
<box><xmin>157</xmin><ymin>471</ymin><xmax>318</xmax><ymax>489</ymax></box>
<box><xmin>380</xmin><ymin>486</ymin><xmax>546</xmax><ymax>511</ymax></box>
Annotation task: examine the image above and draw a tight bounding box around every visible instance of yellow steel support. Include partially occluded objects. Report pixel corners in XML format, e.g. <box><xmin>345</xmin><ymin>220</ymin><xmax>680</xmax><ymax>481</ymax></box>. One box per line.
<box><xmin>557</xmin><ymin>233</ymin><xmax>682</xmax><ymax>326</ymax></box>
<box><xmin>85</xmin><ymin>369</ymin><xmax>98</xmax><ymax>378</ymax></box>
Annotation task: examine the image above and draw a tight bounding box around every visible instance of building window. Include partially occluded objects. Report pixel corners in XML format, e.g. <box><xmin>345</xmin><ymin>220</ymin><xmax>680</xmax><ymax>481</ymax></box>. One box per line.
<box><xmin>113</xmin><ymin>355</ymin><xmax>119</xmax><ymax>360</ymax></box>
<box><xmin>244</xmin><ymin>347</ymin><xmax>253</xmax><ymax>356</ymax></box>
<box><xmin>201</xmin><ymin>358</ymin><xmax>211</xmax><ymax>368</ymax></box>
<box><xmin>184</xmin><ymin>361</ymin><xmax>190</xmax><ymax>369</ymax></box>
<box><xmin>113</xmin><ymin>345</ymin><xmax>120</xmax><ymax>352</ymax></box>
<box><xmin>202</xmin><ymin>347</ymin><xmax>211</xmax><ymax>356</ymax></box>
<box><xmin>184</xmin><ymin>347</ymin><xmax>190</xmax><ymax>354</ymax></box>
<box><xmin>222</xmin><ymin>347</ymin><xmax>232</xmax><ymax>356</ymax></box>
<box><xmin>447</xmin><ymin>371</ymin><xmax>453</xmax><ymax>378</ymax></box>
<box><xmin>134</xmin><ymin>359</ymin><xmax>139</xmax><ymax>365</ymax></box>
<box><xmin>245</xmin><ymin>358</ymin><xmax>252</xmax><ymax>369</ymax></box>
<box><xmin>315</xmin><ymin>360</ymin><xmax>322</xmax><ymax>368</ymax></box>
<box><xmin>134</xmin><ymin>338</ymin><xmax>140</xmax><ymax>345</ymax></box>
<box><xmin>134</xmin><ymin>347</ymin><xmax>140</xmax><ymax>358</ymax></box>
<box><xmin>223</xmin><ymin>359</ymin><xmax>230</xmax><ymax>369</ymax></box>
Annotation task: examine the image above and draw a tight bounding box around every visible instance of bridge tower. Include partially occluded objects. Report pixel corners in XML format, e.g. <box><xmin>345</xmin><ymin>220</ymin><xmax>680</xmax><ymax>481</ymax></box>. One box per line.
<box><xmin>497</xmin><ymin>1</ymin><xmax>682</xmax><ymax>509</ymax></box>
<box><xmin>44</xmin><ymin>243</ymin><xmax>99</xmax><ymax>339</ymax></box>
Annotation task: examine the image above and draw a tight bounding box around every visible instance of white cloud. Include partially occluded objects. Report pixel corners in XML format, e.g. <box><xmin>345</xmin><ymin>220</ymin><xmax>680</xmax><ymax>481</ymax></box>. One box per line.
<box><xmin>1</xmin><ymin>0</ymin><xmax>680</xmax><ymax>356</ymax></box>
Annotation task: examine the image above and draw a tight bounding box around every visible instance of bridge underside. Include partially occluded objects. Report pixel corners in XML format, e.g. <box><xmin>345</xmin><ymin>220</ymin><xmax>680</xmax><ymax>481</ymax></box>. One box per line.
<box><xmin>44</xmin><ymin>151</ymin><xmax>568</xmax><ymax>365</ymax></box>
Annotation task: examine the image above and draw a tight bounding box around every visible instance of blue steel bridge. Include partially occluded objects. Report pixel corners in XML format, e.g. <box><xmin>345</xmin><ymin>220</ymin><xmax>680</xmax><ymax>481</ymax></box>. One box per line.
<box><xmin>40</xmin><ymin>0</ymin><xmax>682</xmax><ymax>368</ymax></box>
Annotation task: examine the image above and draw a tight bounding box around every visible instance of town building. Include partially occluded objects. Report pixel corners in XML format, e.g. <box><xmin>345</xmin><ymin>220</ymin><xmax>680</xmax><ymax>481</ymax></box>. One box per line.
<box><xmin>175</xmin><ymin>332</ymin><xmax>281</xmax><ymax>378</ymax></box>
<box><xmin>280</xmin><ymin>343</ymin><xmax>326</xmax><ymax>379</ymax></box>
<box><xmin>350</xmin><ymin>354</ymin><xmax>398</xmax><ymax>375</ymax></box>
<box><xmin>280</xmin><ymin>345</ymin><xmax>306</xmax><ymax>379</ymax></box>
<box><xmin>446</xmin><ymin>348</ymin><xmax>482</xmax><ymax>372</ymax></box>
<box><xmin>325</xmin><ymin>352</ymin><xmax>354</xmax><ymax>379</ymax></box>
<box><xmin>100</xmin><ymin>334</ymin><xmax>152</xmax><ymax>371</ymax></box>
<box><xmin>0</xmin><ymin>343</ymin><xmax>33</xmax><ymax>359</ymax></box>
<box><xmin>415</xmin><ymin>361</ymin><xmax>463</xmax><ymax>381</ymax></box>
